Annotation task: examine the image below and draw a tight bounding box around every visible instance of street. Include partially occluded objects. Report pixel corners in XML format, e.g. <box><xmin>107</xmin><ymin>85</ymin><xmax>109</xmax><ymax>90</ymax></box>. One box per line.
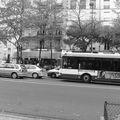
<box><xmin>0</xmin><ymin>77</ymin><xmax>119</xmax><ymax>120</ymax></box>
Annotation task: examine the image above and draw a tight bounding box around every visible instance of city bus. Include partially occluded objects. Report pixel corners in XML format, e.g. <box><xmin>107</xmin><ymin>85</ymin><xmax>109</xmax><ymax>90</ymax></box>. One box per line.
<box><xmin>59</xmin><ymin>51</ymin><xmax>120</xmax><ymax>83</ymax></box>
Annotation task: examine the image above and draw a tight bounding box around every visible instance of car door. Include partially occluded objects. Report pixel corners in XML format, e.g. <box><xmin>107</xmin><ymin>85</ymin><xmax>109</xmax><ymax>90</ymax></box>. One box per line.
<box><xmin>27</xmin><ymin>65</ymin><xmax>37</xmax><ymax>77</ymax></box>
<box><xmin>0</xmin><ymin>64</ymin><xmax>6</xmax><ymax>77</ymax></box>
<box><xmin>3</xmin><ymin>64</ymin><xmax>14</xmax><ymax>77</ymax></box>
<box><xmin>25</xmin><ymin>65</ymin><xmax>30</xmax><ymax>77</ymax></box>
<box><xmin>25</xmin><ymin>65</ymin><xmax>34</xmax><ymax>77</ymax></box>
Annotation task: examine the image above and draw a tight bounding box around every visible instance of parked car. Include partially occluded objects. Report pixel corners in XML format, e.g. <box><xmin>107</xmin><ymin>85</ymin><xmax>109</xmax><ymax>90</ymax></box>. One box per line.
<box><xmin>25</xmin><ymin>64</ymin><xmax>47</xmax><ymax>79</ymax></box>
<box><xmin>43</xmin><ymin>65</ymin><xmax>54</xmax><ymax>71</ymax></box>
<box><xmin>47</xmin><ymin>66</ymin><xmax>60</xmax><ymax>78</ymax></box>
<box><xmin>0</xmin><ymin>63</ymin><xmax>27</xmax><ymax>79</ymax></box>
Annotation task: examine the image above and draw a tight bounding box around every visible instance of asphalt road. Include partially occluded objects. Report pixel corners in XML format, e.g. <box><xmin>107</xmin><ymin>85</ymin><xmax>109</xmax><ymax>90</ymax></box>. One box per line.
<box><xmin>0</xmin><ymin>77</ymin><xmax>119</xmax><ymax>120</ymax></box>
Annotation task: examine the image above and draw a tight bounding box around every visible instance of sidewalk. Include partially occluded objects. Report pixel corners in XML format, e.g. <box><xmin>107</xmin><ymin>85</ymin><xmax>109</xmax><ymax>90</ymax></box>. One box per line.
<box><xmin>0</xmin><ymin>112</ymin><xmax>66</xmax><ymax>120</ymax></box>
<box><xmin>0</xmin><ymin>113</ymin><xmax>43</xmax><ymax>120</ymax></box>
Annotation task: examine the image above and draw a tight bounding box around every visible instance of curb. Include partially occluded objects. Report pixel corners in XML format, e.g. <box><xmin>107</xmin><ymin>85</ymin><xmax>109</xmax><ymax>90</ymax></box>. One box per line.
<box><xmin>0</xmin><ymin>113</ymin><xmax>43</xmax><ymax>120</ymax></box>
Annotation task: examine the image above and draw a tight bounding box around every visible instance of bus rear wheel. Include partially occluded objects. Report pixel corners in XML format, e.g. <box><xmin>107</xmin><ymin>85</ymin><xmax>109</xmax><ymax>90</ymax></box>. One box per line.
<box><xmin>82</xmin><ymin>74</ymin><xmax>91</xmax><ymax>83</ymax></box>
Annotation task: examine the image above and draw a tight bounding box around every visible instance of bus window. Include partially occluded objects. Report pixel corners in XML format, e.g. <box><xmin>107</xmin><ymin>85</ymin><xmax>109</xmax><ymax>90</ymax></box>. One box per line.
<box><xmin>62</xmin><ymin>57</ymin><xmax>78</xmax><ymax>69</ymax></box>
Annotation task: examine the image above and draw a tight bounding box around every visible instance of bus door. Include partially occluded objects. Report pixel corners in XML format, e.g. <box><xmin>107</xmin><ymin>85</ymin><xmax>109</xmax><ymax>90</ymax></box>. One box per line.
<box><xmin>78</xmin><ymin>63</ymin><xmax>86</xmax><ymax>78</ymax></box>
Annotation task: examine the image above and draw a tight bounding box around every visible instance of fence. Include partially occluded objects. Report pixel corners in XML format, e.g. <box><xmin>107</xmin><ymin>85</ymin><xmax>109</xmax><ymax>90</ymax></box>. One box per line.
<box><xmin>104</xmin><ymin>101</ymin><xmax>120</xmax><ymax>120</ymax></box>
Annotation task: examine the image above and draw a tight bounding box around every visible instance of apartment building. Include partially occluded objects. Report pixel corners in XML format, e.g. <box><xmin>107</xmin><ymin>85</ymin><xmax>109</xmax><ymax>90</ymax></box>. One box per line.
<box><xmin>62</xmin><ymin>0</ymin><xmax>118</xmax><ymax>26</ymax></box>
<box><xmin>61</xmin><ymin>0</ymin><xmax>119</xmax><ymax>51</ymax></box>
<box><xmin>0</xmin><ymin>41</ymin><xmax>7</xmax><ymax>63</ymax></box>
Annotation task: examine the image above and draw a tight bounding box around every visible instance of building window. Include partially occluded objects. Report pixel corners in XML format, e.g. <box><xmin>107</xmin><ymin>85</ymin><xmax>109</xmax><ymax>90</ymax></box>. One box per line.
<box><xmin>55</xmin><ymin>30</ymin><xmax>62</xmax><ymax>35</ymax></box>
<box><xmin>70</xmin><ymin>0</ymin><xmax>77</xmax><ymax>9</ymax></box>
<box><xmin>104</xmin><ymin>17</ymin><xmax>111</xmax><ymax>20</ymax></box>
<box><xmin>90</xmin><ymin>11</ymin><xmax>96</xmax><ymax>14</ymax></box>
<box><xmin>80</xmin><ymin>0</ymin><xmax>86</xmax><ymax>9</ymax></box>
<box><xmin>104</xmin><ymin>5</ymin><xmax>110</xmax><ymax>9</ymax></box>
<box><xmin>104</xmin><ymin>11</ymin><xmax>110</xmax><ymax>13</ymax></box>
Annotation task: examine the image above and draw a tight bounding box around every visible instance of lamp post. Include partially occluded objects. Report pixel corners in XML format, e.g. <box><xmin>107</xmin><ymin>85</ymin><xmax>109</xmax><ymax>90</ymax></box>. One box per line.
<box><xmin>89</xmin><ymin>2</ymin><xmax>94</xmax><ymax>52</ymax></box>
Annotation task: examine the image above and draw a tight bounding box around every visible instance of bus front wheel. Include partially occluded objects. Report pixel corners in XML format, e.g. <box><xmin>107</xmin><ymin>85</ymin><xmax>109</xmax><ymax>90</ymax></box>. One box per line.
<box><xmin>82</xmin><ymin>74</ymin><xmax>91</xmax><ymax>83</ymax></box>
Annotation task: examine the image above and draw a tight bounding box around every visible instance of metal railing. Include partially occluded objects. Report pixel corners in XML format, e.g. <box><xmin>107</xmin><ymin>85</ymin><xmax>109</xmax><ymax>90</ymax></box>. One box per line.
<box><xmin>104</xmin><ymin>101</ymin><xmax>120</xmax><ymax>120</ymax></box>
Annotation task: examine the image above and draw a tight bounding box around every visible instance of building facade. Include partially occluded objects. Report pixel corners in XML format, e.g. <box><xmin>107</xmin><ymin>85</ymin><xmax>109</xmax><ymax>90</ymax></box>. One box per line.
<box><xmin>61</xmin><ymin>0</ymin><xmax>119</xmax><ymax>51</ymax></box>
<box><xmin>0</xmin><ymin>41</ymin><xmax>7</xmax><ymax>63</ymax></box>
<box><xmin>62</xmin><ymin>0</ymin><xmax>118</xmax><ymax>26</ymax></box>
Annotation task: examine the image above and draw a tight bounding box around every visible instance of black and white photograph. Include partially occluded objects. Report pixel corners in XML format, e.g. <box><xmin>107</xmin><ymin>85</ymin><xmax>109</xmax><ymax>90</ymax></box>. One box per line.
<box><xmin>0</xmin><ymin>0</ymin><xmax>120</xmax><ymax>120</ymax></box>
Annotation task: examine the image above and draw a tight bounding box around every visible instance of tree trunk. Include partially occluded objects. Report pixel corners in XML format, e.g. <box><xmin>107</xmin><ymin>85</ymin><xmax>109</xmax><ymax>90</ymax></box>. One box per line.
<box><xmin>82</xmin><ymin>46</ymin><xmax>87</xmax><ymax>52</ymax></box>
<box><xmin>16</xmin><ymin>46</ymin><xmax>19</xmax><ymax>64</ymax></box>
<box><xmin>39</xmin><ymin>40</ymin><xmax>42</xmax><ymax>67</ymax></box>
<box><xmin>50</xmin><ymin>38</ymin><xmax>52</xmax><ymax>67</ymax></box>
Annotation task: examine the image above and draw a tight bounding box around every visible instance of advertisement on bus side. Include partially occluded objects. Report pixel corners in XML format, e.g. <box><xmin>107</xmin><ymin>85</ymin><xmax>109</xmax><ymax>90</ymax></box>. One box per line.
<box><xmin>98</xmin><ymin>71</ymin><xmax>120</xmax><ymax>79</ymax></box>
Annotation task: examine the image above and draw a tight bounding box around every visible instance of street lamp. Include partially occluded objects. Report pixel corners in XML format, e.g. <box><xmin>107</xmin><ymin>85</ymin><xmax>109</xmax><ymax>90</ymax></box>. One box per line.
<box><xmin>89</xmin><ymin>2</ymin><xmax>94</xmax><ymax>52</ymax></box>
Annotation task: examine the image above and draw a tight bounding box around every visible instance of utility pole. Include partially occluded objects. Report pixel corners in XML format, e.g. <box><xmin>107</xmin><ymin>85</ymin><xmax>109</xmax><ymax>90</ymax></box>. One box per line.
<box><xmin>89</xmin><ymin>2</ymin><xmax>94</xmax><ymax>53</ymax></box>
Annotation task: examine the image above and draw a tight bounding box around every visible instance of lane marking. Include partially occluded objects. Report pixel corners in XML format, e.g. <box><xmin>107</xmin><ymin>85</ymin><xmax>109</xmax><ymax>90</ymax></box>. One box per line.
<box><xmin>0</xmin><ymin>79</ymin><xmax>120</xmax><ymax>90</ymax></box>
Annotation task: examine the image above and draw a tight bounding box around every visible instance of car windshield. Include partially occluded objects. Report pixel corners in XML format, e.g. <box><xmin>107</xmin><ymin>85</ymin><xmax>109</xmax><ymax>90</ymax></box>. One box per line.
<box><xmin>29</xmin><ymin>65</ymin><xmax>36</xmax><ymax>69</ymax></box>
<box><xmin>20</xmin><ymin>64</ymin><xmax>26</xmax><ymax>69</ymax></box>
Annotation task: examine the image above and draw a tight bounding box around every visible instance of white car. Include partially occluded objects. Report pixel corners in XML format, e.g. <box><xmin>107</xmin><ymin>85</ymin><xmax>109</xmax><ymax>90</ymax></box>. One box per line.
<box><xmin>47</xmin><ymin>67</ymin><xmax>60</xmax><ymax>78</ymax></box>
<box><xmin>0</xmin><ymin>63</ymin><xmax>27</xmax><ymax>79</ymax></box>
<box><xmin>25</xmin><ymin>64</ymin><xmax>47</xmax><ymax>79</ymax></box>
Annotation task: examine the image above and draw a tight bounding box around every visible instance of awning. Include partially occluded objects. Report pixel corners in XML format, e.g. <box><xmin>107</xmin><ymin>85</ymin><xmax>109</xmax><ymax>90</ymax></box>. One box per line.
<box><xmin>13</xmin><ymin>50</ymin><xmax>61</xmax><ymax>59</ymax></box>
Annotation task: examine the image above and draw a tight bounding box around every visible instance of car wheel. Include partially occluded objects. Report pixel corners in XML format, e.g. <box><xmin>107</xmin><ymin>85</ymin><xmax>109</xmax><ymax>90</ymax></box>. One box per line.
<box><xmin>51</xmin><ymin>73</ymin><xmax>56</xmax><ymax>78</ymax></box>
<box><xmin>11</xmin><ymin>73</ymin><xmax>18</xmax><ymax>79</ymax></box>
<box><xmin>32</xmin><ymin>73</ymin><xmax>38</xmax><ymax>79</ymax></box>
<box><xmin>82</xmin><ymin>74</ymin><xmax>91</xmax><ymax>83</ymax></box>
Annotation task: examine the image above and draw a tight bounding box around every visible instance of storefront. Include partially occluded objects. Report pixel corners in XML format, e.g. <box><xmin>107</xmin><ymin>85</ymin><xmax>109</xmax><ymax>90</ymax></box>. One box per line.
<box><xmin>13</xmin><ymin>49</ymin><xmax>61</xmax><ymax>68</ymax></box>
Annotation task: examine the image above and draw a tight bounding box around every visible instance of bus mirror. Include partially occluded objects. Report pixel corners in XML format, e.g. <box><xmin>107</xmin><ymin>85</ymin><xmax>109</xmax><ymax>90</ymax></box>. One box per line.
<box><xmin>79</xmin><ymin>64</ymin><xmax>81</xmax><ymax>69</ymax></box>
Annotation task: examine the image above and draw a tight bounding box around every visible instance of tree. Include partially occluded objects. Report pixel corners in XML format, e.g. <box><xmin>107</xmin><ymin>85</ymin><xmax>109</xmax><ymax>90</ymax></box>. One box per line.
<box><xmin>29</xmin><ymin>0</ymin><xmax>63</xmax><ymax>66</ymax></box>
<box><xmin>104</xmin><ymin>0</ymin><xmax>120</xmax><ymax>52</ymax></box>
<box><xmin>111</xmin><ymin>21</ymin><xmax>120</xmax><ymax>51</ymax></box>
<box><xmin>63</xmin><ymin>36</ymin><xmax>76</xmax><ymax>50</ymax></box>
<box><xmin>108</xmin><ymin>0</ymin><xmax>120</xmax><ymax>51</ymax></box>
<box><xmin>98</xmin><ymin>26</ymin><xmax>114</xmax><ymax>51</ymax></box>
<box><xmin>63</xmin><ymin>0</ymin><xmax>100</xmax><ymax>52</ymax></box>
<box><xmin>0</xmin><ymin>0</ymin><xmax>31</xmax><ymax>63</ymax></box>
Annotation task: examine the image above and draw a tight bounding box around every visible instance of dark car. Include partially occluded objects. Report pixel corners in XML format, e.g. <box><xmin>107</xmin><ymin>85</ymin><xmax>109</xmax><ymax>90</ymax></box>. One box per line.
<box><xmin>47</xmin><ymin>66</ymin><xmax>60</xmax><ymax>78</ymax></box>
